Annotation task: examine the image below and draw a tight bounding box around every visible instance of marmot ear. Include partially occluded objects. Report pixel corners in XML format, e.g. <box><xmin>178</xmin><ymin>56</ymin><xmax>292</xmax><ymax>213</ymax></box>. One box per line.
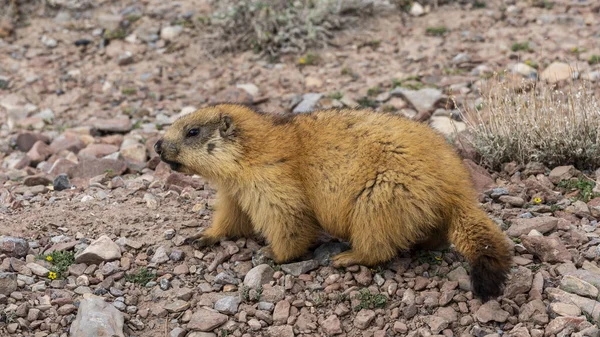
<box><xmin>219</xmin><ymin>114</ymin><xmax>235</xmax><ymax>138</ymax></box>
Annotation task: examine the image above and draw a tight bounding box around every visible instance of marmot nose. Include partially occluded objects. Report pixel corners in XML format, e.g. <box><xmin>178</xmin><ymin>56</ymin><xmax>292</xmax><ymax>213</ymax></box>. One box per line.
<box><xmin>154</xmin><ymin>139</ymin><xmax>163</xmax><ymax>154</ymax></box>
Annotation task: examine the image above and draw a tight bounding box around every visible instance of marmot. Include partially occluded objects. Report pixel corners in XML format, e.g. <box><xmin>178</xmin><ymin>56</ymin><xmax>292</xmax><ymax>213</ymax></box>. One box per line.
<box><xmin>155</xmin><ymin>103</ymin><xmax>512</xmax><ymax>302</ymax></box>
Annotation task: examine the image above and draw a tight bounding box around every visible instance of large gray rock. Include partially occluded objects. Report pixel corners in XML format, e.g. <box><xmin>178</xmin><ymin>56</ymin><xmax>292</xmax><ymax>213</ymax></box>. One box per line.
<box><xmin>69</xmin><ymin>294</ymin><xmax>125</xmax><ymax>337</ymax></box>
<box><xmin>0</xmin><ymin>236</ymin><xmax>29</xmax><ymax>257</ymax></box>
<box><xmin>75</xmin><ymin>235</ymin><xmax>122</xmax><ymax>264</ymax></box>
<box><xmin>243</xmin><ymin>264</ymin><xmax>274</xmax><ymax>289</ymax></box>
<box><xmin>0</xmin><ymin>273</ymin><xmax>17</xmax><ymax>295</ymax></box>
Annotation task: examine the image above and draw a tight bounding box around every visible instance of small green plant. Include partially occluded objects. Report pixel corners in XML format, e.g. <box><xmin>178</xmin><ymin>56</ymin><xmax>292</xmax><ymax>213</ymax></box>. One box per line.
<box><xmin>511</xmin><ymin>42</ymin><xmax>531</xmax><ymax>52</ymax></box>
<box><xmin>392</xmin><ymin>77</ymin><xmax>424</xmax><ymax>90</ymax></box>
<box><xmin>426</xmin><ymin>26</ymin><xmax>448</xmax><ymax>37</ymax></box>
<box><xmin>367</xmin><ymin>86</ymin><xmax>382</xmax><ymax>97</ymax></box>
<box><xmin>335</xmin><ymin>293</ymin><xmax>349</xmax><ymax>303</ymax></box>
<box><xmin>543</xmin><ymin>0</ymin><xmax>554</xmax><ymax>9</ymax></box>
<box><xmin>527</xmin><ymin>263</ymin><xmax>544</xmax><ymax>272</ymax></box>
<box><xmin>126</xmin><ymin>14</ymin><xmax>141</xmax><ymax>23</ymax></box>
<box><xmin>417</xmin><ymin>251</ymin><xmax>444</xmax><ymax>265</ymax></box>
<box><xmin>589</xmin><ymin>55</ymin><xmax>600</xmax><ymax>65</ymax></box>
<box><xmin>381</xmin><ymin>105</ymin><xmax>396</xmax><ymax>113</ymax></box>
<box><xmin>298</xmin><ymin>52</ymin><xmax>320</xmax><ymax>66</ymax></box>
<box><xmin>557</xmin><ymin>177</ymin><xmax>600</xmax><ymax>203</ymax></box>
<box><xmin>132</xmin><ymin>120</ymin><xmax>143</xmax><ymax>130</ymax></box>
<box><xmin>524</xmin><ymin>59</ymin><xmax>539</xmax><ymax>69</ymax></box>
<box><xmin>125</xmin><ymin>267</ymin><xmax>156</xmax><ymax>285</ymax></box>
<box><xmin>38</xmin><ymin>251</ymin><xmax>75</xmax><ymax>280</ymax></box>
<box><xmin>220</xmin><ymin>329</ymin><xmax>231</xmax><ymax>337</ymax></box>
<box><xmin>360</xmin><ymin>39</ymin><xmax>381</xmax><ymax>50</ymax></box>
<box><xmin>241</xmin><ymin>285</ymin><xmax>250</xmax><ymax>302</ymax></box>
<box><xmin>328</xmin><ymin>91</ymin><xmax>344</xmax><ymax>100</ymax></box>
<box><xmin>512</xmin><ymin>237</ymin><xmax>521</xmax><ymax>244</ymax></box>
<box><xmin>312</xmin><ymin>293</ymin><xmax>326</xmax><ymax>307</ymax></box>
<box><xmin>357</xmin><ymin>97</ymin><xmax>377</xmax><ymax>109</ymax></box>
<box><xmin>443</xmin><ymin>67</ymin><xmax>466</xmax><ymax>75</ymax></box>
<box><xmin>473</xmin><ymin>1</ymin><xmax>486</xmax><ymax>8</ymax></box>
<box><xmin>341</xmin><ymin>67</ymin><xmax>358</xmax><ymax>79</ymax></box>
<box><xmin>103</xmin><ymin>28</ymin><xmax>128</xmax><ymax>40</ymax></box>
<box><xmin>353</xmin><ymin>288</ymin><xmax>387</xmax><ymax>311</ymax></box>
<box><xmin>121</xmin><ymin>87</ymin><xmax>137</xmax><ymax>95</ymax></box>
<box><xmin>267</xmin><ymin>260</ymin><xmax>281</xmax><ymax>272</ymax></box>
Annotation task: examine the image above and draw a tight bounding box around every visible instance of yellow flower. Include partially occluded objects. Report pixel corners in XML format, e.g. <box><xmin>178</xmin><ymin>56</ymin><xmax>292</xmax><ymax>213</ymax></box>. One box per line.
<box><xmin>46</xmin><ymin>256</ymin><xmax>53</xmax><ymax>262</ymax></box>
<box><xmin>435</xmin><ymin>256</ymin><xmax>442</xmax><ymax>261</ymax></box>
<box><xmin>48</xmin><ymin>272</ymin><xmax>57</xmax><ymax>280</ymax></box>
<box><xmin>533</xmin><ymin>197</ymin><xmax>542</xmax><ymax>204</ymax></box>
<box><xmin>298</xmin><ymin>57</ymin><xmax>306</xmax><ymax>65</ymax></box>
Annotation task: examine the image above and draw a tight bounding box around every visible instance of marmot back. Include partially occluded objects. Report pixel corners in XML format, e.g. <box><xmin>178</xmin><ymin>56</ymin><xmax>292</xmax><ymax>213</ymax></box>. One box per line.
<box><xmin>155</xmin><ymin>104</ymin><xmax>513</xmax><ymax>302</ymax></box>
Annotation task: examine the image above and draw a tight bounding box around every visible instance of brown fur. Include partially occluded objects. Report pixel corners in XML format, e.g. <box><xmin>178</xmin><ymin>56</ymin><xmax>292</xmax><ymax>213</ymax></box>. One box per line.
<box><xmin>155</xmin><ymin>104</ymin><xmax>513</xmax><ymax>301</ymax></box>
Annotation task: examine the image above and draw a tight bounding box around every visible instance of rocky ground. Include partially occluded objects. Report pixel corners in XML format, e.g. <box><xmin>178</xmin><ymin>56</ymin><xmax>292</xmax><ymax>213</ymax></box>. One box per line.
<box><xmin>1</xmin><ymin>0</ymin><xmax>600</xmax><ymax>336</ymax></box>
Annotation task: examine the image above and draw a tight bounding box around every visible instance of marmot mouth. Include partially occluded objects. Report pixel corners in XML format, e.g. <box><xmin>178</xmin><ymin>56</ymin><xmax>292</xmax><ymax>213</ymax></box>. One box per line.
<box><xmin>160</xmin><ymin>156</ymin><xmax>182</xmax><ymax>171</ymax></box>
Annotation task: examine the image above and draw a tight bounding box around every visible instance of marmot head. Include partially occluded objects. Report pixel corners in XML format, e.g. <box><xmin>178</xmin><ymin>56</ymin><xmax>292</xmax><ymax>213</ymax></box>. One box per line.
<box><xmin>154</xmin><ymin>104</ymin><xmax>244</xmax><ymax>178</ymax></box>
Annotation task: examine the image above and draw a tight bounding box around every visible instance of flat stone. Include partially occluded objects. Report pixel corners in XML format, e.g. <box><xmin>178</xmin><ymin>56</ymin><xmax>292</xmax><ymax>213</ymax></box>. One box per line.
<box><xmin>293</xmin><ymin>93</ymin><xmax>323</xmax><ymax>113</ymax></box>
<box><xmin>79</xmin><ymin>144</ymin><xmax>120</xmax><ymax>158</ymax></box>
<box><xmin>354</xmin><ymin>309</ymin><xmax>376</xmax><ymax>329</ymax></box>
<box><xmin>520</xmin><ymin>235</ymin><xmax>571</xmax><ymax>263</ymax></box>
<box><xmin>280</xmin><ymin>260</ymin><xmax>319</xmax><ymax>276</ymax></box>
<box><xmin>506</xmin><ymin>217</ymin><xmax>558</xmax><ymax>237</ymax></box>
<box><xmin>70</xmin><ymin>158</ymin><xmax>127</xmax><ymax>179</ymax></box>
<box><xmin>88</xmin><ymin>117</ymin><xmax>132</xmax><ymax>133</ymax></box>
<box><xmin>164</xmin><ymin>300</ymin><xmax>190</xmax><ymax>313</ymax></box>
<box><xmin>390</xmin><ymin>87</ymin><xmax>442</xmax><ymax>114</ymax></box>
<box><xmin>559</xmin><ymin>275</ymin><xmax>599</xmax><ymax>298</ymax></box>
<box><xmin>243</xmin><ymin>264</ymin><xmax>274</xmax><ymax>289</ymax></box>
<box><xmin>476</xmin><ymin>300</ymin><xmax>510</xmax><ymax>323</ymax></box>
<box><xmin>541</xmin><ymin>62</ymin><xmax>574</xmax><ymax>84</ymax></box>
<box><xmin>0</xmin><ymin>237</ymin><xmax>29</xmax><ymax>257</ymax></box>
<box><xmin>26</xmin><ymin>263</ymin><xmax>49</xmax><ymax>277</ymax></box>
<box><xmin>75</xmin><ymin>235</ymin><xmax>122</xmax><ymax>264</ymax></box>
<box><xmin>214</xmin><ymin>296</ymin><xmax>240</xmax><ymax>315</ymax></box>
<box><xmin>187</xmin><ymin>308</ymin><xmax>228</xmax><ymax>332</ymax></box>
<box><xmin>0</xmin><ymin>273</ymin><xmax>17</xmax><ymax>295</ymax></box>
<box><xmin>321</xmin><ymin>315</ymin><xmax>342</xmax><ymax>335</ymax></box>
<box><xmin>69</xmin><ymin>294</ymin><xmax>125</xmax><ymax>337</ymax></box>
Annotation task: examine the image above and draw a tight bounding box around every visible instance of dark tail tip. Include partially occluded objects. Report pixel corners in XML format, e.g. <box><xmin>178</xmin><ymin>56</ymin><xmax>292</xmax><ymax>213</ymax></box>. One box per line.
<box><xmin>470</xmin><ymin>255</ymin><xmax>510</xmax><ymax>302</ymax></box>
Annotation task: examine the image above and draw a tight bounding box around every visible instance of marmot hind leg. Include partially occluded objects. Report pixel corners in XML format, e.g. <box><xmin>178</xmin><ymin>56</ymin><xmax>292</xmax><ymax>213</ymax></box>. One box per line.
<box><xmin>330</xmin><ymin>216</ymin><xmax>399</xmax><ymax>268</ymax></box>
<box><xmin>260</xmin><ymin>212</ymin><xmax>321</xmax><ymax>264</ymax></box>
<box><xmin>190</xmin><ymin>192</ymin><xmax>254</xmax><ymax>249</ymax></box>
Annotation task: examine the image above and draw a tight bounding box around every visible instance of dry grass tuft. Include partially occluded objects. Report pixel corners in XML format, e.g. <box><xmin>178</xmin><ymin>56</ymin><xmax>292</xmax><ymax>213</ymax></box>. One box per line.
<box><xmin>459</xmin><ymin>74</ymin><xmax>600</xmax><ymax>171</ymax></box>
<box><xmin>198</xmin><ymin>0</ymin><xmax>384</xmax><ymax>57</ymax></box>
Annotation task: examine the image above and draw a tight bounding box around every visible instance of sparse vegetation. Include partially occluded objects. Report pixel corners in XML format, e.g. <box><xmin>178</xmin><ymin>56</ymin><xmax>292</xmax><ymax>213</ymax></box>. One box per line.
<box><xmin>121</xmin><ymin>87</ymin><xmax>137</xmax><ymax>95</ymax></box>
<box><xmin>426</xmin><ymin>26</ymin><xmax>448</xmax><ymax>37</ymax></box>
<box><xmin>367</xmin><ymin>86</ymin><xmax>382</xmax><ymax>97</ymax></box>
<box><xmin>197</xmin><ymin>0</ymin><xmax>380</xmax><ymax>57</ymax></box>
<box><xmin>357</xmin><ymin>97</ymin><xmax>378</xmax><ymax>109</ymax></box>
<box><xmin>353</xmin><ymin>288</ymin><xmax>387</xmax><ymax>311</ymax></box>
<box><xmin>511</xmin><ymin>41</ymin><xmax>531</xmax><ymax>52</ymax></box>
<box><xmin>461</xmin><ymin>78</ymin><xmax>600</xmax><ymax>171</ymax></box>
<box><xmin>557</xmin><ymin>177</ymin><xmax>600</xmax><ymax>203</ymax></box>
<box><xmin>298</xmin><ymin>51</ymin><xmax>321</xmax><ymax>66</ymax></box>
<box><xmin>125</xmin><ymin>267</ymin><xmax>156</xmax><ymax>285</ymax></box>
<box><xmin>38</xmin><ymin>251</ymin><xmax>75</xmax><ymax>280</ymax></box>
<box><xmin>589</xmin><ymin>55</ymin><xmax>600</xmax><ymax>65</ymax></box>
<box><xmin>328</xmin><ymin>91</ymin><xmax>344</xmax><ymax>100</ymax></box>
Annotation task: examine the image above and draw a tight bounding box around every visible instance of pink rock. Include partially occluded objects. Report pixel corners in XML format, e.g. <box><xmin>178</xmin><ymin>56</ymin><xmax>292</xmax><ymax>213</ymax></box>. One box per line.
<box><xmin>79</xmin><ymin>144</ymin><xmax>119</xmax><ymax>158</ymax></box>
<box><xmin>15</xmin><ymin>132</ymin><xmax>49</xmax><ymax>152</ymax></box>
<box><xmin>27</xmin><ymin>141</ymin><xmax>53</xmax><ymax>165</ymax></box>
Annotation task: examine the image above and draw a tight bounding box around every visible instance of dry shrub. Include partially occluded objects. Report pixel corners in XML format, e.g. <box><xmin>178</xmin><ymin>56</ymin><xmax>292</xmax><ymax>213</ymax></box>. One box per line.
<box><xmin>199</xmin><ymin>0</ymin><xmax>385</xmax><ymax>57</ymax></box>
<box><xmin>459</xmin><ymin>75</ymin><xmax>600</xmax><ymax>171</ymax></box>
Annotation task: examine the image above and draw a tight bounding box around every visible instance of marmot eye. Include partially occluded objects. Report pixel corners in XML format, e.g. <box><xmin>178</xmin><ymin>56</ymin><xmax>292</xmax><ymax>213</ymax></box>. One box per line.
<box><xmin>186</xmin><ymin>128</ymin><xmax>200</xmax><ymax>138</ymax></box>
